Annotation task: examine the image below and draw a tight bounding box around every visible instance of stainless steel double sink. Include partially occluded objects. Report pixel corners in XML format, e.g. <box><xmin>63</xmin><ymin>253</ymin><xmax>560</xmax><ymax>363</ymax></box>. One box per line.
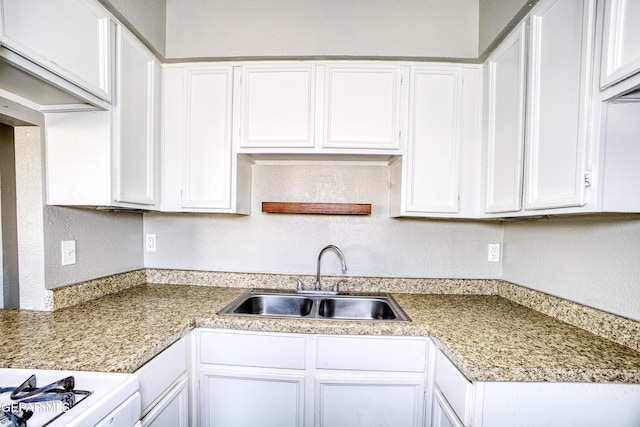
<box><xmin>218</xmin><ymin>289</ymin><xmax>411</xmax><ymax>322</ymax></box>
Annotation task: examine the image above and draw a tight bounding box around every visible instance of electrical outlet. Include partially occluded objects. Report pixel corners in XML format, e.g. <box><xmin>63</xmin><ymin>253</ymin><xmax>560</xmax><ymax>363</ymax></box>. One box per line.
<box><xmin>145</xmin><ymin>234</ymin><xmax>157</xmax><ymax>252</ymax></box>
<box><xmin>488</xmin><ymin>243</ymin><xmax>501</xmax><ymax>263</ymax></box>
<box><xmin>61</xmin><ymin>240</ymin><xmax>76</xmax><ymax>265</ymax></box>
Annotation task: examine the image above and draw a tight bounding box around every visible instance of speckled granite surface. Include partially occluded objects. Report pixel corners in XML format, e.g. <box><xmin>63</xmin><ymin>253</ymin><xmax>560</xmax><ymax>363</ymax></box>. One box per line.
<box><xmin>145</xmin><ymin>268</ymin><xmax>501</xmax><ymax>294</ymax></box>
<box><xmin>146</xmin><ymin>269</ymin><xmax>640</xmax><ymax>353</ymax></box>
<box><xmin>2</xmin><ymin>284</ymin><xmax>640</xmax><ymax>383</ymax></box>
<box><xmin>51</xmin><ymin>269</ymin><xmax>146</xmax><ymax>310</ymax></box>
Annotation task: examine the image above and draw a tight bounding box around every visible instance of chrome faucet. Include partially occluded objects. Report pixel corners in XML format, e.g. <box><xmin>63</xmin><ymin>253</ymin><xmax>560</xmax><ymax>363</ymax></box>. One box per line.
<box><xmin>315</xmin><ymin>245</ymin><xmax>347</xmax><ymax>292</ymax></box>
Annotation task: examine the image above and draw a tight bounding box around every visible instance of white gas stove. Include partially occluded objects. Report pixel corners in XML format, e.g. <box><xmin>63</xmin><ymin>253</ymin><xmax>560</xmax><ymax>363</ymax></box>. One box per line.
<box><xmin>0</xmin><ymin>368</ymin><xmax>140</xmax><ymax>427</ymax></box>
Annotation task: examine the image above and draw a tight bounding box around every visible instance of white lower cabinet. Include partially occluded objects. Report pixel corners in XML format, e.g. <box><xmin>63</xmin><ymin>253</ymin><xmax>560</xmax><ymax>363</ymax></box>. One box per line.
<box><xmin>199</xmin><ymin>369</ymin><xmax>305</xmax><ymax>427</ymax></box>
<box><xmin>315</xmin><ymin>335</ymin><xmax>428</xmax><ymax>427</ymax></box>
<box><xmin>315</xmin><ymin>376</ymin><xmax>424</xmax><ymax>427</ymax></box>
<box><xmin>431</xmin><ymin>390</ymin><xmax>463</xmax><ymax>427</ymax></box>
<box><xmin>195</xmin><ymin>329</ymin><xmax>429</xmax><ymax>427</ymax></box>
<box><xmin>141</xmin><ymin>377</ymin><xmax>189</xmax><ymax>427</ymax></box>
<box><xmin>136</xmin><ymin>336</ymin><xmax>190</xmax><ymax>427</ymax></box>
<box><xmin>433</xmin><ymin>346</ymin><xmax>640</xmax><ymax>427</ymax></box>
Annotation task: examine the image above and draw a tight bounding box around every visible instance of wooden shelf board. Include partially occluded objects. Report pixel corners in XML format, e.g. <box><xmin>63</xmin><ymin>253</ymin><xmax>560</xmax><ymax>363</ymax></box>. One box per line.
<box><xmin>262</xmin><ymin>202</ymin><xmax>371</xmax><ymax>215</ymax></box>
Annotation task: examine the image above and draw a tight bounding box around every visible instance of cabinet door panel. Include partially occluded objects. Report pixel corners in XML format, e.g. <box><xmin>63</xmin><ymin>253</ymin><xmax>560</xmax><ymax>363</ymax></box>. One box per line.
<box><xmin>315</xmin><ymin>377</ymin><xmax>424</xmax><ymax>427</ymax></box>
<box><xmin>484</xmin><ymin>24</ymin><xmax>527</xmax><ymax>214</ymax></box>
<box><xmin>601</xmin><ymin>0</ymin><xmax>640</xmax><ymax>87</ymax></box>
<box><xmin>115</xmin><ymin>27</ymin><xmax>158</xmax><ymax>206</ymax></box>
<box><xmin>406</xmin><ymin>67</ymin><xmax>461</xmax><ymax>213</ymax></box>
<box><xmin>0</xmin><ymin>0</ymin><xmax>111</xmax><ymax>100</ymax></box>
<box><xmin>183</xmin><ymin>67</ymin><xmax>233</xmax><ymax>209</ymax></box>
<box><xmin>240</xmin><ymin>66</ymin><xmax>315</xmax><ymax>148</ymax></box>
<box><xmin>524</xmin><ymin>0</ymin><xmax>594</xmax><ymax>210</ymax></box>
<box><xmin>199</xmin><ymin>369</ymin><xmax>304</xmax><ymax>427</ymax></box>
<box><xmin>324</xmin><ymin>65</ymin><xmax>401</xmax><ymax>149</ymax></box>
<box><xmin>141</xmin><ymin>377</ymin><xmax>189</xmax><ymax>427</ymax></box>
<box><xmin>432</xmin><ymin>390</ymin><xmax>464</xmax><ymax>427</ymax></box>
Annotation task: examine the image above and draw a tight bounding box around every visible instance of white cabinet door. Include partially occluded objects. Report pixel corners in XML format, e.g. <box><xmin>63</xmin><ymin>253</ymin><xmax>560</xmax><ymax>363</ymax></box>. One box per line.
<box><xmin>600</xmin><ymin>0</ymin><xmax>640</xmax><ymax>87</ymax></box>
<box><xmin>403</xmin><ymin>66</ymin><xmax>462</xmax><ymax>214</ymax></box>
<box><xmin>141</xmin><ymin>377</ymin><xmax>189</xmax><ymax>427</ymax></box>
<box><xmin>315</xmin><ymin>376</ymin><xmax>425</xmax><ymax>427</ymax></box>
<box><xmin>239</xmin><ymin>65</ymin><xmax>316</xmax><ymax>149</ymax></box>
<box><xmin>113</xmin><ymin>26</ymin><xmax>159</xmax><ymax>207</ymax></box>
<box><xmin>314</xmin><ymin>335</ymin><xmax>428</xmax><ymax>427</ymax></box>
<box><xmin>182</xmin><ymin>66</ymin><xmax>234</xmax><ymax>209</ymax></box>
<box><xmin>0</xmin><ymin>0</ymin><xmax>111</xmax><ymax>101</ymax></box>
<box><xmin>323</xmin><ymin>65</ymin><xmax>401</xmax><ymax>150</ymax></box>
<box><xmin>432</xmin><ymin>390</ymin><xmax>464</xmax><ymax>427</ymax></box>
<box><xmin>163</xmin><ymin>65</ymin><xmax>251</xmax><ymax>214</ymax></box>
<box><xmin>523</xmin><ymin>0</ymin><xmax>596</xmax><ymax>210</ymax></box>
<box><xmin>199</xmin><ymin>369</ymin><xmax>305</xmax><ymax>427</ymax></box>
<box><xmin>483</xmin><ymin>23</ymin><xmax>527</xmax><ymax>214</ymax></box>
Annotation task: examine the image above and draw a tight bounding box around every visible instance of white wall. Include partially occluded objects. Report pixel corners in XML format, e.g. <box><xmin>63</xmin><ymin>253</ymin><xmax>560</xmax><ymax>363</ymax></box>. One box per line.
<box><xmin>44</xmin><ymin>207</ymin><xmax>144</xmax><ymax>288</ymax></box>
<box><xmin>165</xmin><ymin>0</ymin><xmax>479</xmax><ymax>59</ymax></box>
<box><xmin>14</xmin><ymin>126</ymin><xmax>50</xmax><ymax>310</ymax></box>
<box><xmin>144</xmin><ymin>165</ymin><xmax>503</xmax><ymax>279</ymax></box>
<box><xmin>98</xmin><ymin>0</ymin><xmax>167</xmax><ymax>56</ymax></box>
<box><xmin>478</xmin><ymin>0</ymin><xmax>530</xmax><ymax>56</ymax></box>
<box><xmin>502</xmin><ymin>216</ymin><xmax>640</xmax><ymax>322</ymax></box>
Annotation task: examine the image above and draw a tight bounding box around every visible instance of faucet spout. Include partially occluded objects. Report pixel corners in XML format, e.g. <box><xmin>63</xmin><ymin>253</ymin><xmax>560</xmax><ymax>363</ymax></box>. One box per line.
<box><xmin>315</xmin><ymin>245</ymin><xmax>347</xmax><ymax>291</ymax></box>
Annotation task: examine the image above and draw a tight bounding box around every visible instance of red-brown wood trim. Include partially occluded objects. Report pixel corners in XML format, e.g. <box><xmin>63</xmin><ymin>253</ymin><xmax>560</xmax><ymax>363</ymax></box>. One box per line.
<box><xmin>262</xmin><ymin>202</ymin><xmax>372</xmax><ymax>215</ymax></box>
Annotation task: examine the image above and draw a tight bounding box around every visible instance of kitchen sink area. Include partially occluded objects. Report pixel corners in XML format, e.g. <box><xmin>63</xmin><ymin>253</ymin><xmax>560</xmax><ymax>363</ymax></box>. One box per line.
<box><xmin>218</xmin><ymin>289</ymin><xmax>411</xmax><ymax>322</ymax></box>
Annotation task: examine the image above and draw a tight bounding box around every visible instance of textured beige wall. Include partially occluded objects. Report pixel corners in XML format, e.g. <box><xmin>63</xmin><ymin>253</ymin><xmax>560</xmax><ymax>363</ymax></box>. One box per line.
<box><xmin>165</xmin><ymin>0</ymin><xmax>479</xmax><ymax>59</ymax></box>
<box><xmin>98</xmin><ymin>0</ymin><xmax>167</xmax><ymax>56</ymax></box>
<box><xmin>502</xmin><ymin>216</ymin><xmax>640</xmax><ymax>322</ymax></box>
<box><xmin>0</xmin><ymin>124</ymin><xmax>18</xmax><ymax>308</ymax></box>
<box><xmin>144</xmin><ymin>165</ymin><xmax>504</xmax><ymax>279</ymax></box>
<box><xmin>478</xmin><ymin>0</ymin><xmax>530</xmax><ymax>56</ymax></box>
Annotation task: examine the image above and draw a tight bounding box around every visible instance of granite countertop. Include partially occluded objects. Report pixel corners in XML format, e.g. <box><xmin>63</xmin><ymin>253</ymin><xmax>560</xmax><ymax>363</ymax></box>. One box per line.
<box><xmin>1</xmin><ymin>284</ymin><xmax>639</xmax><ymax>383</ymax></box>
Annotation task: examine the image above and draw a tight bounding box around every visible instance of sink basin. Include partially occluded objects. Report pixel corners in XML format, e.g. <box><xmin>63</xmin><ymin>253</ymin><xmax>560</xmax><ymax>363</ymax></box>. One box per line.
<box><xmin>233</xmin><ymin>294</ymin><xmax>314</xmax><ymax>317</ymax></box>
<box><xmin>318</xmin><ymin>297</ymin><xmax>400</xmax><ymax>320</ymax></box>
<box><xmin>218</xmin><ymin>290</ymin><xmax>410</xmax><ymax>322</ymax></box>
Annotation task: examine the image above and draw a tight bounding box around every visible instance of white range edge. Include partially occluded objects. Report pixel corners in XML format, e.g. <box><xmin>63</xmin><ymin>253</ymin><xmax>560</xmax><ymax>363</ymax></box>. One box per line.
<box><xmin>0</xmin><ymin>368</ymin><xmax>140</xmax><ymax>427</ymax></box>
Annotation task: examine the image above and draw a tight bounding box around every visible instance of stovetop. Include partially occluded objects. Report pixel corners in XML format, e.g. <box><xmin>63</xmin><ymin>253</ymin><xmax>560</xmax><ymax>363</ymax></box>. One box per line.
<box><xmin>0</xmin><ymin>373</ymin><xmax>92</xmax><ymax>426</ymax></box>
<box><xmin>0</xmin><ymin>368</ymin><xmax>138</xmax><ymax>427</ymax></box>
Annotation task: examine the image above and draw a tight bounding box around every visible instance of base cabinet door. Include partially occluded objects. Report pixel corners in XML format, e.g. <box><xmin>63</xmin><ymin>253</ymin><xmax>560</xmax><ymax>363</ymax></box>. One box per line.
<box><xmin>432</xmin><ymin>390</ymin><xmax>464</xmax><ymax>427</ymax></box>
<box><xmin>198</xmin><ymin>369</ymin><xmax>305</xmax><ymax>427</ymax></box>
<box><xmin>141</xmin><ymin>377</ymin><xmax>189</xmax><ymax>427</ymax></box>
<box><xmin>315</xmin><ymin>376</ymin><xmax>425</xmax><ymax>427</ymax></box>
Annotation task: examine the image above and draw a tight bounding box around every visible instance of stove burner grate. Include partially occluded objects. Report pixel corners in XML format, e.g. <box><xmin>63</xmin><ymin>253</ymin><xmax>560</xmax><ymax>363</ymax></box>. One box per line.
<box><xmin>0</xmin><ymin>374</ymin><xmax>92</xmax><ymax>427</ymax></box>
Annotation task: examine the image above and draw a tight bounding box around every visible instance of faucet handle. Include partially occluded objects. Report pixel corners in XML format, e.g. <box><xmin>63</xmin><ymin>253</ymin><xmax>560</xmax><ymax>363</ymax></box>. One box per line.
<box><xmin>332</xmin><ymin>279</ymin><xmax>347</xmax><ymax>294</ymax></box>
<box><xmin>290</xmin><ymin>276</ymin><xmax>304</xmax><ymax>292</ymax></box>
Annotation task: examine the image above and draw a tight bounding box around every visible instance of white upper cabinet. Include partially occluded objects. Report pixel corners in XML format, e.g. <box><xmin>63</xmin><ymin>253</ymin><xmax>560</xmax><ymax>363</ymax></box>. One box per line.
<box><xmin>323</xmin><ymin>64</ymin><xmax>402</xmax><ymax>150</ymax></box>
<box><xmin>482</xmin><ymin>0</ymin><xmax>640</xmax><ymax>217</ymax></box>
<box><xmin>404</xmin><ymin>66</ymin><xmax>461</xmax><ymax>214</ymax></box>
<box><xmin>239</xmin><ymin>64</ymin><xmax>316</xmax><ymax>149</ymax></box>
<box><xmin>523</xmin><ymin>0</ymin><xmax>596</xmax><ymax>211</ymax></box>
<box><xmin>236</xmin><ymin>62</ymin><xmax>403</xmax><ymax>155</ymax></box>
<box><xmin>163</xmin><ymin>64</ymin><xmax>251</xmax><ymax>214</ymax></box>
<box><xmin>482</xmin><ymin>23</ymin><xmax>527</xmax><ymax>214</ymax></box>
<box><xmin>45</xmin><ymin>24</ymin><xmax>160</xmax><ymax>209</ymax></box>
<box><xmin>600</xmin><ymin>0</ymin><xmax>640</xmax><ymax>88</ymax></box>
<box><xmin>390</xmin><ymin>65</ymin><xmax>481</xmax><ymax>218</ymax></box>
<box><xmin>113</xmin><ymin>26</ymin><xmax>160</xmax><ymax>207</ymax></box>
<box><xmin>0</xmin><ymin>0</ymin><xmax>111</xmax><ymax>102</ymax></box>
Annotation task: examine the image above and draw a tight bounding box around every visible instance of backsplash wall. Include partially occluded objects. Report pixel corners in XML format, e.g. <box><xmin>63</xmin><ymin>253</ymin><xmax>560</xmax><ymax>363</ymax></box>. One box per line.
<box><xmin>502</xmin><ymin>216</ymin><xmax>640</xmax><ymax>322</ymax></box>
<box><xmin>144</xmin><ymin>164</ymin><xmax>504</xmax><ymax>280</ymax></box>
